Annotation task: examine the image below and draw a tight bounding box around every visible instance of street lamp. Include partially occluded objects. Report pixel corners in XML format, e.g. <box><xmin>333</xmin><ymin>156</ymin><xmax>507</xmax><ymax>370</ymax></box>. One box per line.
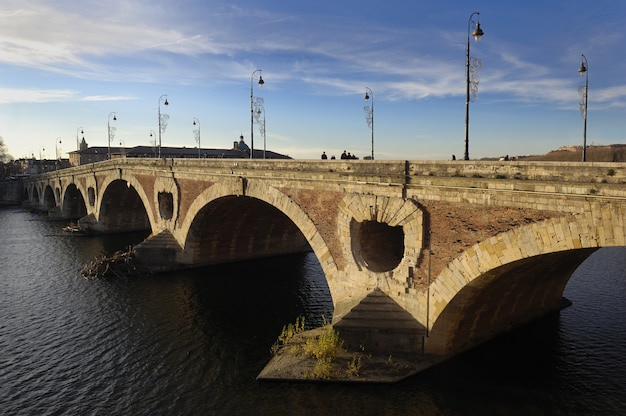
<box><xmin>250</xmin><ymin>69</ymin><xmax>264</xmax><ymax>159</ymax></box>
<box><xmin>76</xmin><ymin>126</ymin><xmax>84</xmax><ymax>150</ymax></box>
<box><xmin>193</xmin><ymin>117</ymin><xmax>201</xmax><ymax>158</ymax></box>
<box><xmin>364</xmin><ymin>87</ymin><xmax>374</xmax><ymax>160</ymax></box>
<box><xmin>464</xmin><ymin>11</ymin><xmax>484</xmax><ymax>160</ymax></box>
<box><xmin>149</xmin><ymin>130</ymin><xmax>157</xmax><ymax>157</ymax></box>
<box><xmin>55</xmin><ymin>137</ymin><xmax>62</xmax><ymax>160</ymax></box>
<box><xmin>158</xmin><ymin>94</ymin><xmax>169</xmax><ymax>158</ymax></box>
<box><xmin>107</xmin><ymin>112</ymin><xmax>117</xmax><ymax>160</ymax></box>
<box><xmin>578</xmin><ymin>54</ymin><xmax>589</xmax><ymax>162</ymax></box>
<box><xmin>254</xmin><ymin>104</ymin><xmax>266</xmax><ymax>159</ymax></box>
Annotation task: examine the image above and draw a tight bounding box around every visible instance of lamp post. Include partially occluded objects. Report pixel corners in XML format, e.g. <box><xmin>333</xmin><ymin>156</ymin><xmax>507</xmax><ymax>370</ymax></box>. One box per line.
<box><xmin>464</xmin><ymin>11</ymin><xmax>484</xmax><ymax>161</ymax></box>
<box><xmin>119</xmin><ymin>139</ymin><xmax>125</xmax><ymax>157</ymax></box>
<box><xmin>578</xmin><ymin>54</ymin><xmax>589</xmax><ymax>162</ymax></box>
<box><xmin>364</xmin><ymin>87</ymin><xmax>374</xmax><ymax>160</ymax></box>
<box><xmin>158</xmin><ymin>94</ymin><xmax>169</xmax><ymax>158</ymax></box>
<box><xmin>193</xmin><ymin>117</ymin><xmax>201</xmax><ymax>158</ymax></box>
<box><xmin>250</xmin><ymin>69</ymin><xmax>264</xmax><ymax>159</ymax></box>
<box><xmin>40</xmin><ymin>147</ymin><xmax>45</xmax><ymax>160</ymax></box>
<box><xmin>254</xmin><ymin>104</ymin><xmax>266</xmax><ymax>159</ymax></box>
<box><xmin>55</xmin><ymin>137</ymin><xmax>62</xmax><ymax>160</ymax></box>
<box><xmin>107</xmin><ymin>112</ymin><xmax>117</xmax><ymax>160</ymax></box>
<box><xmin>76</xmin><ymin>126</ymin><xmax>84</xmax><ymax>151</ymax></box>
<box><xmin>149</xmin><ymin>130</ymin><xmax>157</xmax><ymax>158</ymax></box>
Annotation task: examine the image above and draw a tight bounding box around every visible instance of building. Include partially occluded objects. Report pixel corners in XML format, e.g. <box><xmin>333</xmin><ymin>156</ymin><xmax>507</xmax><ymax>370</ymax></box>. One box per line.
<box><xmin>68</xmin><ymin>136</ymin><xmax>290</xmax><ymax>167</ymax></box>
<box><xmin>11</xmin><ymin>158</ymin><xmax>71</xmax><ymax>175</ymax></box>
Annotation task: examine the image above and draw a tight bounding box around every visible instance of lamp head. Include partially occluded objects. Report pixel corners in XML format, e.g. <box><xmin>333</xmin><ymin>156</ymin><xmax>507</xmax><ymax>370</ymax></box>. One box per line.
<box><xmin>258</xmin><ymin>76</ymin><xmax>264</xmax><ymax>87</ymax></box>
<box><xmin>578</xmin><ymin>61</ymin><xmax>587</xmax><ymax>76</ymax></box>
<box><xmin>364</xmin><ymin>91</ymin><xmax>370</xmax><ymax>101</ymax></box>
<box><xmin>472</xmin><ymin>22</ymin><xmax>484</xmax><ymax>42</ymax></box>
<box><xmin>164</xmin><ymin>98</ymin><xmax>169</xmax><ymax>106</ymax></box>
<box><xmin>193</xmin><ymin>119</ymin><xmax>197</xmax><ymax>126</ymax></box>
<box><xmin>113</xmin><ymin>115</ymin><xmax>117</xmax><ymax>121</ymax></box>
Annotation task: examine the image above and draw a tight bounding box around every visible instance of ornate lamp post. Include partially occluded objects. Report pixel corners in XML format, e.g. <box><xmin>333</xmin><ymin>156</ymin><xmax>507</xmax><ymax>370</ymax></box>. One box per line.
<box><xmin>158</xmin><ymin>94</ymin><xmax>169</xmax><ymax>158</ymax></box>
<box><xmin>149</xmin><ymin>130</ymin><xmax>157</xmax><ymax>157</ymax></box>
<box><xmin>250</xmin><ymin>69</ymin><xmax>264</xmax><ymax>159</ymax></box>
<box><xmin>55</xmin><ymin>137</ymin><xmax>62</xmax><ymax>160</ymax></box>
<box><xmin>364</xmin><ymin>87</ymin><xmax>374</xmax><ymax>160</ymax></box>
<box><xmin>464</xmin><ymin>12</ymin><xmax>484</xmax><ymax>160</ymax></box>
<box><xmin>578</xmin><ymin>54</ymin><xmax>589</xmax><ymax>162</ymax></box>
<box><xmin>107</xmin><ymin>112</ymin><xmax>116</xmax><ymax>160</ymax></box>
<box><xmin>193</xmin><ymin>117</ymin><xmax>201</xmax><ymax>158</ymax></box>
<box><xmin>76</xmin><ymin>126</ymin><xmax>84</xmax><ymax>151</ymax></box>
<box><xmin>254</xmin><ymin>103</ymin><xmax>266</xmax><ymax>159</ymax></box>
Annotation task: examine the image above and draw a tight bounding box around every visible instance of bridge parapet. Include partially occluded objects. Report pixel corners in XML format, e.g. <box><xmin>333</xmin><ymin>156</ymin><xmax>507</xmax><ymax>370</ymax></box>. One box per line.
<box><xmin>409</xmin><ymin>160</ymin><xmax>626</xmax><ymax>183</ymax></box>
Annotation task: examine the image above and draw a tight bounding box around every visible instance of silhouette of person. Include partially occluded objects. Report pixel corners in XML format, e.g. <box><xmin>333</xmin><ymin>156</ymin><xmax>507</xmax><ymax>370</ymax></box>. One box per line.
<box><xmin>321</xmin><ymin>151</ymin><xmax>327</xmax><ymax>160</ymax></box>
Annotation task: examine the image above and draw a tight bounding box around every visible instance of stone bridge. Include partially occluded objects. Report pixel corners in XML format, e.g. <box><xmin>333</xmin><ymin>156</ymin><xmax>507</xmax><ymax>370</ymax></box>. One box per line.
<box><xmin>22</xmin><ymin>159</ymin><xmax>626</xmax><ymax>367</ymax></box>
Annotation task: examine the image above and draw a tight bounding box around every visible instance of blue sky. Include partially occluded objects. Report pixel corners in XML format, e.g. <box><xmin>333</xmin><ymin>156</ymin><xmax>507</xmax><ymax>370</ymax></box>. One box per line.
<box><xmin>1</xmin><ymin>0</ymin><xmax>625</xmax><ymax>160</ymax></box>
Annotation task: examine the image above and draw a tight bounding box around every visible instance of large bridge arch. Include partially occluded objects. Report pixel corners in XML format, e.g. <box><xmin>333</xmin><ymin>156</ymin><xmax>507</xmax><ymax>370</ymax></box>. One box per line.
<box><xmin>425</xmin><ymin>207</ymin><xmax>626</xmax><ymax>356</ymax></box>
<box><xmin>177</xmin><ymin>180</ymin><xmax>340</xmax><ymax>295</ymax></box>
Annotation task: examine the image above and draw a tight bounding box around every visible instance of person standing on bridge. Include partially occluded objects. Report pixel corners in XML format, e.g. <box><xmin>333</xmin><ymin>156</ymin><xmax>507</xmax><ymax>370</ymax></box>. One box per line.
<box><xmin>321</xmin><ymin>151</ymin><xmax>327</xmax><ymax>160</ymax></box>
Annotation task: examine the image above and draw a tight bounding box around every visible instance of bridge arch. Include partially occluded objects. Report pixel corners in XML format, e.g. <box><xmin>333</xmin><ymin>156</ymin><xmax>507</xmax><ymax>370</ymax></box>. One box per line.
<box><xmin>426</xmin><ymin>209</ymin><xmax>625</xmax><ymax>356</ymax></box>
<box><xmin>178</xmin><ymin>180</ymin><xmax>339</xmax><ymax>295</ymax></box>
<box><xmin>61</xmin><ymin>183</ymin><xmax>88</xmax><ymax>219</ymax></box>
<box><xmin>93</xmin><ymin>174</ymin><xmax>152</xmax><ymax>233</ymax></box>
<box><xmin>42</xmin><ymin>184</ymin><xmax>56</xmax><ymax>210</ymax></box>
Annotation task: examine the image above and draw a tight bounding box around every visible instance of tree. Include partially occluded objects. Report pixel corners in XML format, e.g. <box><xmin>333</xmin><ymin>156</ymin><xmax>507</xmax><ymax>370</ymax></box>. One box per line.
<box><xmin>0</xmin><ymin>137</ymin><xmax>13</xmax><ymax>163</ymax></box>
<box><xmin>0</xmin><ymin>137</ymin><xmax>15</xmax><ymax>178</ymax></box>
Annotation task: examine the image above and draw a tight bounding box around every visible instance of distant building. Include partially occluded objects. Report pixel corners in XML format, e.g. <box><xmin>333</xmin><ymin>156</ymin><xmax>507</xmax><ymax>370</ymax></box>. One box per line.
<box><xmin>12</xmin><ymin>158</ymin><xmax>71</xmax><ymax>175</ymax></box>
<box><xmin>68</xmin><ymin>136</ymin><xmax>290</xmax><ymax>167</ymax></box>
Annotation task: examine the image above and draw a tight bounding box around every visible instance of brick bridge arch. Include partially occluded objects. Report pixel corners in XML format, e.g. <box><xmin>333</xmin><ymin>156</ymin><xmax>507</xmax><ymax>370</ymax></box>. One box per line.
<box><xmin>425</xmin><ymin>205</ymin><xmax>625</xmax><ymax>357</ymax></box>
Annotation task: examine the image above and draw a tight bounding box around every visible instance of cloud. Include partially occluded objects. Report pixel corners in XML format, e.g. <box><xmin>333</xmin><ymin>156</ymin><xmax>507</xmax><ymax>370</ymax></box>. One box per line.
<box><xmin>0</xmin><ymin>88</ymin><xmax>78</xmax><ymax>104</ymax></box>
<box><xmin>0</xmin><ymin>87</ymin><xmax>134</xmax><ymax>104</ymax></box>
<box><xmin>1</xmin><ymin>0</ymin><xmax>625</xmax><ymax>111</ymax></box>
<box><xmin>81</xmin><ymin>95</ymin><xmax>137</xmax><ymax>102</ymax></box>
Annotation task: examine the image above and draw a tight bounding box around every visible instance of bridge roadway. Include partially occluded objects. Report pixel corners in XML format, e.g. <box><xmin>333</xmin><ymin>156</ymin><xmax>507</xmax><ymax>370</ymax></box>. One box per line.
<box><xmin>22</xmin><ymin>158</ymin><xmax>626</xmax><ymax>369</ymax></box>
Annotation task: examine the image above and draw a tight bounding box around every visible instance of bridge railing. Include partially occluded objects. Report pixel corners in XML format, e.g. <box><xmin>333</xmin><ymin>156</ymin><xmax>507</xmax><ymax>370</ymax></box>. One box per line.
<box><xmin>408</xmin><ymin>160</ymin><xmax>626</xmax><ymax>184</ymax></box>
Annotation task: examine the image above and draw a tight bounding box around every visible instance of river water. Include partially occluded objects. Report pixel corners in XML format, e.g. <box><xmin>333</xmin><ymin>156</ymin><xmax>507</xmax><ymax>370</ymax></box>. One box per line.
<box><xmin>1</xmin><ymin>206</ymin><xmax>625</xmax><ymax>416</ymax></box>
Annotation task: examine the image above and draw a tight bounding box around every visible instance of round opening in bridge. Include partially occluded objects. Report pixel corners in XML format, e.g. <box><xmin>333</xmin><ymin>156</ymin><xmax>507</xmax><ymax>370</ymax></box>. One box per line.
<box><xmin>158</xmin><ymin>192</ymin><xmax>174</xmax><ymax>220</ymax></box>
<box><xmin>353</xmin><ymin>220</ymin><xmax>404</xmax><ymax>272</ymax></box>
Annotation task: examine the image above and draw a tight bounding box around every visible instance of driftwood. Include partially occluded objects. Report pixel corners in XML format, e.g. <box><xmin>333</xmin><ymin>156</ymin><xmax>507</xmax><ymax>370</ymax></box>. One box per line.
<box><xmin>80</xmin><ymin>246</ymin><xmax>150</xmax><ymax>279</ymax></box>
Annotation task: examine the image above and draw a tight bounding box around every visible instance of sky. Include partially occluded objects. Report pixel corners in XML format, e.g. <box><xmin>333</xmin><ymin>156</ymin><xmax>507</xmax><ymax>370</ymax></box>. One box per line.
<box><xmin>1</xmin><ymin>0</ymin><xmax>626</xmax><ymax>161</ymax></box>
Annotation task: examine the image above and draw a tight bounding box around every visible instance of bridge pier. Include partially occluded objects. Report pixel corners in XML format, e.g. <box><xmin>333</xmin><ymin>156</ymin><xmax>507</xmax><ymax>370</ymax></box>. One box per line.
<box><xmin>333</xmin><ymin>288</ymin><xmax>426</xmax><ymax>355</ymax></box>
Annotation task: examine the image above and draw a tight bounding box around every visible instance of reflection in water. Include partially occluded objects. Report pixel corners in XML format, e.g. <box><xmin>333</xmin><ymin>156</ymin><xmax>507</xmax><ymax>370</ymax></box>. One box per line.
<box><xmin>0</xmin><ymin>207</ymin><xmax>625</xmax><ymax>415</ymax></box>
